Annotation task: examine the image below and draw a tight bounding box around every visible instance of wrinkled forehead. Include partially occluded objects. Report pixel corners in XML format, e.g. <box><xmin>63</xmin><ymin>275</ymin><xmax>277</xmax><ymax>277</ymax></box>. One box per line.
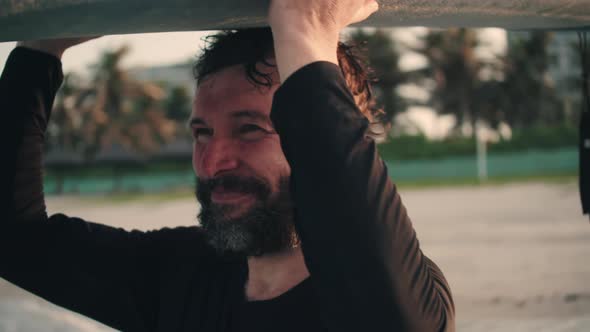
<box><xmin>192</xmin><ymin>64</ymin><xmax>280</xmax><ymax>119</ymax></box>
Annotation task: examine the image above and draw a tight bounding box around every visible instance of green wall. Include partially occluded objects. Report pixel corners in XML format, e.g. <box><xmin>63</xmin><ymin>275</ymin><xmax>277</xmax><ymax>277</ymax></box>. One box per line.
<box><xmin>386</xmin><ymin>147</ymin><xmax>577</xmax><ymax>180</ymax></box>
<box><xmin>44</xmin><ymin>147</ymin><xmax>578</xmax><ymax>195</ymax></box>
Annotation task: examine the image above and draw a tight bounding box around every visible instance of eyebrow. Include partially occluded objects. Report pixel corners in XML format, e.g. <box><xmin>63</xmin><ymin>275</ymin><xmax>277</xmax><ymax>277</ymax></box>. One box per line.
<box><xmin>188</xmin><ymin>117</ymin><xmax>207</xmax><ymax>128</ymax></box>
<box><xmin>188</xmin><ymin>110</ymin><xmax>271</xmax><ymax>127</ymax></box>
<box><xmin>231</xmin><ymin>110</ymin><xmax>270</xmax><ymax>124</ymax></box>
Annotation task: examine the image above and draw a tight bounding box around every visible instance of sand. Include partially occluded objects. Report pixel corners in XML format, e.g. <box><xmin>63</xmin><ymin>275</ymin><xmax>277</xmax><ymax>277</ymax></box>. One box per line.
<box><xmin>1</xmin><ymin>181</ymin><xmax>589</xmax><ymax>331</ymax></box>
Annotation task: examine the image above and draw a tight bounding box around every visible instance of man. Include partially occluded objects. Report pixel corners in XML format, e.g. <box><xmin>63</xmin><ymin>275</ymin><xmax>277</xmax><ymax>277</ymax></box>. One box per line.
<box><xmin>0</xmin><ymin>0</ymin><xmax>455</xmax><ymax>331</ymax></box>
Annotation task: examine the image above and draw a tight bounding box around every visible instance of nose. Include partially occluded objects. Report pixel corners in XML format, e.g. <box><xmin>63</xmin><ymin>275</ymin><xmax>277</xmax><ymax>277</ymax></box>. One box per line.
<box><xmin>195</xmin><ymin>137</ymin><xmax>240</xmax><ymax>178</ymax></box>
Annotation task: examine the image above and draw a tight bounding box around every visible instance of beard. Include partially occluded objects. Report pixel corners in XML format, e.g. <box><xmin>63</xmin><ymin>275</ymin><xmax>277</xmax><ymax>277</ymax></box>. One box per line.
<box><xmin>195</xmin><ymin>174</ymin><xmax>298</xmax><ymax>257</ymax></box>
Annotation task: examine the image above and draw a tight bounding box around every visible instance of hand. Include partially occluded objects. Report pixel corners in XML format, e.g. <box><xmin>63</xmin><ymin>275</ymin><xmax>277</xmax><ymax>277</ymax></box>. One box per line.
<box><xmin>269</xmin><ymin>0</ymin><xmax>378</xmax><ymax>36</ymax></box>
<box><xmin>268</xmin><ymin>0</ymin><xmax>378</xmax><ymax>81</ymax></box>
<box><xmin>17</xmin><ymin>36</ymin><xmax>101</xmax><ymax>59</ymax></box>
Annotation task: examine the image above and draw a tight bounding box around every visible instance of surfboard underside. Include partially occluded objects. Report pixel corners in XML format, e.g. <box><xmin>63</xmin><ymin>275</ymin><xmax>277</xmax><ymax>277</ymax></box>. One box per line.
<box><xmin>0</xmin><ymin>0</ymin><xmax>589</xmax><ymax>42</ymax></box>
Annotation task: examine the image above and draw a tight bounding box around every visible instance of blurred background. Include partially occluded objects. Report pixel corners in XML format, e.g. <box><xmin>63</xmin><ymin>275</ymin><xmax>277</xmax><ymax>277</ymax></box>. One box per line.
<box><xmin>0</xmin><ymin>28</ymin><xmax>589</xmax><ymax>331</ymax></box>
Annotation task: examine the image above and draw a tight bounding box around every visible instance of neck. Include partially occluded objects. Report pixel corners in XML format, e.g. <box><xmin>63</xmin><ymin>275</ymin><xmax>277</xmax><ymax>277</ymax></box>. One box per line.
<box><xmin>245</xmin><ymin>247</ymin><xmax>309</xmax><ymax>301</ymax></box>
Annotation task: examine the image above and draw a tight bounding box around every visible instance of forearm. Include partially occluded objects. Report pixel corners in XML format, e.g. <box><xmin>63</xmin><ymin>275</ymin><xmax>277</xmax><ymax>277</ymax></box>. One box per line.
<box><xmin>271</xmin><ymin>63</ymin><xmax>455</xmax><ymax>331</ymax></box>
<box><xmin>0</xmin><ymin>47</ymin><xmax>63</xmax><ymax>222</ymax></box>
<box><xmin>0</xmin><ymin>46</ymin><xmax>170</xmax><ymax>331</ymax></box>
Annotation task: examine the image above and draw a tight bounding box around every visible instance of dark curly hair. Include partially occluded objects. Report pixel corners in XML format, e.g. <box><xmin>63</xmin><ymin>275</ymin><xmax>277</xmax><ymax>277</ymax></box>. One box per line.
<box><xmin>193</xmin><ymin>28</ymin><xmax>383</xmax><ymax>122</ymax></box>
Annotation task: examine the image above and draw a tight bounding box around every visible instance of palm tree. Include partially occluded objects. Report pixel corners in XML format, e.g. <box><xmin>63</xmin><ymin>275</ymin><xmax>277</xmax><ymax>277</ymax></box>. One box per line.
<box><xmin>416</xmin><ymin>28</ymin><xmax>513</xmax><ymax>135</ymax></box>
<box><xmin>501</xmin><ymin>31</ymin><xmax>563</xmax><ymax>129</ymax></box>
<box><xmin>75</xmin><ymin>45</ymin><xmax>177</xmax><ymax>158</ymax></box>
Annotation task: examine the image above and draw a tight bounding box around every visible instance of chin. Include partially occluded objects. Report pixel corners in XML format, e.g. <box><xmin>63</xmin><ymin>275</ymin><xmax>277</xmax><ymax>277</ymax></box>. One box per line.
<box><xmin>214</xmin><ymin>200</ymin><xmax>258</xmax><ymax>220</ymax></box>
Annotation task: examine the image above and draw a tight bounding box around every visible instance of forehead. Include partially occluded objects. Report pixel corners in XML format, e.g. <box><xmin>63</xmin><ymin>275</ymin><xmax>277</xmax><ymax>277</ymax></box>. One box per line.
<box><xmin>192</xmin><ymin>64</ymin><xmax>280</xmax><ymax>120</ymax></box>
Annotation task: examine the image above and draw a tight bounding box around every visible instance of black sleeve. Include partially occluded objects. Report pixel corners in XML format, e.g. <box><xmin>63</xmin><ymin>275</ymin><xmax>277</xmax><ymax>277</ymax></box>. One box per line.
<box><xmin>271</xmin><ymin>62</ymin><xmax>455</xmax><ymax>332</ymax></box>
<box><xmin>0</xmin><ymin>47</ymin><xmax>203</xmax><ymax>331</ymax></box>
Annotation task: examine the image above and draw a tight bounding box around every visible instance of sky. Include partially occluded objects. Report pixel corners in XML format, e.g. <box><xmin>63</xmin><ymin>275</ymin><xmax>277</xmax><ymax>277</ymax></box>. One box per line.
<box><xmin>0</xmin><ymin>31</ymin><xmax>214</xmax><ymax>75</ymax></box>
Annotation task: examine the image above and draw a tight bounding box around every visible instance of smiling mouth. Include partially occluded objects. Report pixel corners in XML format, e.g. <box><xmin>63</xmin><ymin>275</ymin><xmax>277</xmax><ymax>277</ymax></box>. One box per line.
<box><xmin>210</xmin><ymin>189</ymin><xmax>256</xmax><ymax>205</ymax></box>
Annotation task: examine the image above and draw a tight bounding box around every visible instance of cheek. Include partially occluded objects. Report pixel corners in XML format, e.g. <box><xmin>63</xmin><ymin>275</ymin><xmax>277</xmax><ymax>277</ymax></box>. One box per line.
<box><xmin>192</xmin><ymin>143</ymin><xmax>203</xmax><ymax>176</ymax></box>
<box><xmin>240</xmin><ymin>138</ymin><xmax>291</xmax><ymax>176</ymax></box>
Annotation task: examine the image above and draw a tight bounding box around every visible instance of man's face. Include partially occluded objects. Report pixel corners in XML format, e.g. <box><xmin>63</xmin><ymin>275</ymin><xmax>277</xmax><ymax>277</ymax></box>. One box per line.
<box><xmin>190</xmin><ymin>63</ymin><xmax>296</xmax><ymax>256</ymax></box>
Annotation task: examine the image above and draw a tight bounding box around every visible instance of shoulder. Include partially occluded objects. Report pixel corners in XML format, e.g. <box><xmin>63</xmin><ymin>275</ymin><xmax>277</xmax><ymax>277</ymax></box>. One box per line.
<box><xmin>47</xmin><ymin>213</ymin><xmax>216</xmax><ymax>260</ymax></box>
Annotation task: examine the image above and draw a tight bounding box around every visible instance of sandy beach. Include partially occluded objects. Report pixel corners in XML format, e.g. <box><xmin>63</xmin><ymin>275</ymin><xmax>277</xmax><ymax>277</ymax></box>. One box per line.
<box><xmin>1</xmin><ymin>181</ymin><xmax>589</xmax><ymax>331</ymax></box>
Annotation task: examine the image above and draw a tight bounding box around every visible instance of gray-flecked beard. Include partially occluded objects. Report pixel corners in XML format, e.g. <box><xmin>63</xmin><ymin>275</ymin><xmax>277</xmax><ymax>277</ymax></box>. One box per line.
<box><xmin>195</xmin><ymin>175</ymin><xmax>298</xmax><ymax>257</ymax></box>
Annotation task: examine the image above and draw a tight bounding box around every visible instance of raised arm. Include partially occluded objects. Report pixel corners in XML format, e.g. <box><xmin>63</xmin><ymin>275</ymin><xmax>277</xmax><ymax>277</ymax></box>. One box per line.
<box><xmin>0</xmin><ymin>40</ymin><xmax>186</xmax><ymax>331</ymax></box>
<box><xmin>269</xmin><ymin>1</ymin><xmax>455</xmax><ymax>331</ymax></box>
<box><xmin>3</xmin><ymin>38</ymin><xmax>96</xmax><ymax>222</ymax></box>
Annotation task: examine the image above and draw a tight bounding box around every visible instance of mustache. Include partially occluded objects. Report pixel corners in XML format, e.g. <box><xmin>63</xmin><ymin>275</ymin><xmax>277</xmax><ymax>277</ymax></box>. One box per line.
<box><xmin>196</xmin><ymin>174</ymin><xmax>271</xmax><ymax>203</ymax></box>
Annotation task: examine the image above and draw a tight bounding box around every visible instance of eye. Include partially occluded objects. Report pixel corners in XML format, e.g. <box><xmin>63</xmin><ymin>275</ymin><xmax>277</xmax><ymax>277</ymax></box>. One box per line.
<box><xmin>192</xmin><ymin>128</ymin><xmax>213</xmax><ymax>144</ymax></box>
<box><xmin>238</xmin><ymin>124</ymin><xmax>268</xmax><ymax>141</ymax></box>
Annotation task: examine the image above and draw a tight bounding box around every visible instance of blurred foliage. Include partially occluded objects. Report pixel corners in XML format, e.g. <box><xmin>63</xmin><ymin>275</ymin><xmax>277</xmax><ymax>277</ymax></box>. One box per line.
<box><xmin>378</xmin><ymin>134</ymin><xmax>476</xmax><ymax>161</ymax></box>
<box><xmin>163</xmin><ymin>86</ymin><xmax>192</xmax><ymax>123</ymax></box>
<box><xmin>492</xmin><ymin>124</ymin><xmax>578</xmax><ymax>152</ymax></box>
<box><xmin>415</xmin><ymin>29</ymin><xmax>568</xmax><ymax>133</ymax></box>
<box><xmin>45</xmin><ymin>29</ymin><xmax>583</xmax><ymax>164</ymax></box>
<box><xmin>350</xmin><ymin>28</ymin><xmax>579</xmax><ymax>135</ymax></box>
<box><xmin>47</xmin><ymin>46</ymin><xmax>185</xmax><ymax>160</ymax></box>
<box><xmin>499</xmin><ymin>31</ymin><xmax>565</xmax><ymax>129</ymax></box>
<box><xmin>417</xmin><ymin>28</ymin><xmax>501</xmax><ymax>134</ymax></box>
<box><xmin>378</xmin><ymin>125</ymin><xmax>577</xmax><ymax>161</ymax></box>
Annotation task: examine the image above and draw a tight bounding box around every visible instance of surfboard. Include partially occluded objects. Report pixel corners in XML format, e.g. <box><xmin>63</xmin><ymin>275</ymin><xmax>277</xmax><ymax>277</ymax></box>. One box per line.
<box><xmin>0</xmin><ymin>0</ymin><xmax>589</xmax><ymax>42</ymax></box>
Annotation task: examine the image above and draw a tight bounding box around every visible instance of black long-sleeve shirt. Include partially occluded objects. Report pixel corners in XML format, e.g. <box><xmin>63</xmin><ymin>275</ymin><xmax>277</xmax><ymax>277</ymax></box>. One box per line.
<box><xmin>0</xmin><ymin>47</ymin><xmax>455</xmax><ymax>332</ymax></box>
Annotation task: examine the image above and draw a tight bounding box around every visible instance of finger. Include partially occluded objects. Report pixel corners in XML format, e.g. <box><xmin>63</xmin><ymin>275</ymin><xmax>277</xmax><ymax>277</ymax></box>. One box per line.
<box><xmin>350</xmin><ymin>0</ymin><xmax>379</xmax><ymax>25</ymax></box>
<box><xmin>367</xmin><ymin>0</ymin><xmax>379</xmax><ymax>13</ymax></box>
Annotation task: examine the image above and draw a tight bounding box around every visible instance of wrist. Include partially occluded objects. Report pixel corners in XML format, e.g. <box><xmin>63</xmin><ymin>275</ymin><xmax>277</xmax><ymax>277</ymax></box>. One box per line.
<box><xmin>271</xmin><ymin>25</ymin><xmax>339</xmax><ymax>82</ymax></box>
<box><xmin>271</xmin><ymin>19</ymin><xmax>339</xmax><ymax>47</ymax></box>
<box><xmin>16</xmin><ymin>41</ymin><xmax>64</xmax><ymax>59</ymax></box>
